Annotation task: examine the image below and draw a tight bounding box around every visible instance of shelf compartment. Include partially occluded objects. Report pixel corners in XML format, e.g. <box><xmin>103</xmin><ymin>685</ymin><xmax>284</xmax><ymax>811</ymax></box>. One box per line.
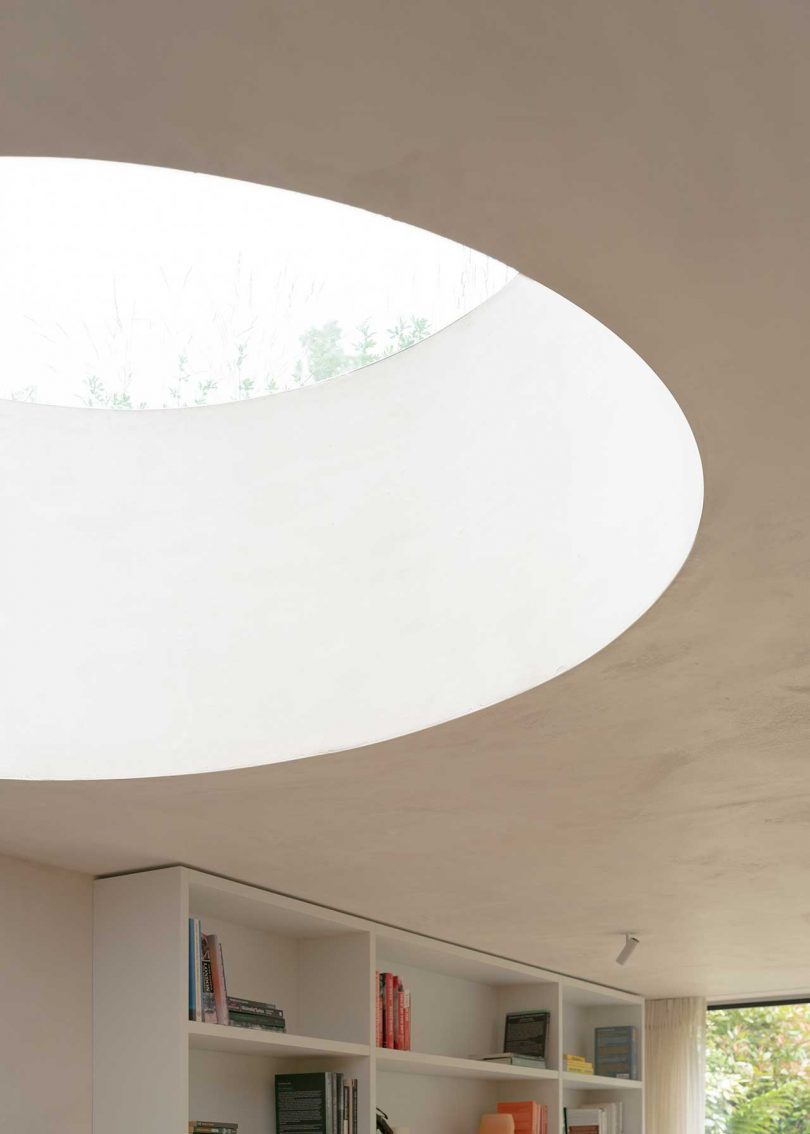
<box><xmin>377</xmin><ymin>1048</ymin><xmax>559</xmax><ymax>1082</ymax></box>
<box><xmin>188</xmin><ymin>1021</ymin><xmax>370</xmax><ymax>1059</ymax></box>
<box><xmin>563</xmin><ymin>1071</ymin><xmax>643</xmax><ymax>1091</ymax></box>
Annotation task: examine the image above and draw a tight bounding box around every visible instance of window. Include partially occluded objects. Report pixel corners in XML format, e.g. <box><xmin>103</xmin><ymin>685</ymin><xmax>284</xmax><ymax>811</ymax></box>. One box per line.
<box><xmin>706</xmin><ymin>1000</ymin><xmax>810</xmax><ymax>1133</ymax></box>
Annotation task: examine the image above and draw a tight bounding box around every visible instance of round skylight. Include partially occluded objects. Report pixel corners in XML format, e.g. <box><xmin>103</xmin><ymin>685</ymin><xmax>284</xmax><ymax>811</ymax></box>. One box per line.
<box><xmin>0</xmin><ymin>158</ymin><xmax>514</xmax><ymax>409</ymax></box>
<box><xmin>0</xmin><ymin>265</ymin><xmax>703</xmax><ymax>779</ymax></box>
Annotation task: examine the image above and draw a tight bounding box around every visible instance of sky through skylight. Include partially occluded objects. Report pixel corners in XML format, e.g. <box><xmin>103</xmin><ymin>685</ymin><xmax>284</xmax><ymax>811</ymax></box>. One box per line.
<box><xmin>0</xmin><ymin>158</ymin><xmax>514</xmax><ymax>409</ymax></box>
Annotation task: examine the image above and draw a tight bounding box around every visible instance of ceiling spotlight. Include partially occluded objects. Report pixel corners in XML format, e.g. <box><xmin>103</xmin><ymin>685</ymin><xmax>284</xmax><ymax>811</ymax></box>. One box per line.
<box><xmin>616</xmin><ymin>933</ymin><xmax>639</xmax><ymax>966</ymax></box>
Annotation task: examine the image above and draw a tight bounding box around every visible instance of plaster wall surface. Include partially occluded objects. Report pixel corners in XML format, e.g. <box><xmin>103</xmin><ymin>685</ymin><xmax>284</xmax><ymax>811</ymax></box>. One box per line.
<box><xmin>0</xmin><ymin>854</ymin><xmax>93</xmax><ymax>1133</ymax></box>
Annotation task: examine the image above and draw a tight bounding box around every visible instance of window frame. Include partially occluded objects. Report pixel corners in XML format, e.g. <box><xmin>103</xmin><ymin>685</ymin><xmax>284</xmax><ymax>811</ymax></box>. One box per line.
<box><xmin>708</xmin><ymin>997</ymin><xmax>810</xmax><ymax>1011</ymax></box>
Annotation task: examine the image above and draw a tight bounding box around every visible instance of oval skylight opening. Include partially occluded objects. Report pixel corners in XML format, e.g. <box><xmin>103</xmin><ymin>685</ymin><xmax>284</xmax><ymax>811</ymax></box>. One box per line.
<box><xmin>0</xmin><ymin>158</ymin><xmax>514</xmax><ymax>409</ymax></box>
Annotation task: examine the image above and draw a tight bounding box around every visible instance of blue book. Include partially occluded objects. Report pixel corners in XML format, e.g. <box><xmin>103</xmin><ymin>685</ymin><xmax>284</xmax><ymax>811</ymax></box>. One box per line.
<box><xmin>594</xmin><ymin>1025</ymin><xmax>638</xmax><ymax>1079</ymax></box>
<box><xmin>188</xmin><ymin>916</ymin><xmax>203</xmax><ymax>1022</ymax></box>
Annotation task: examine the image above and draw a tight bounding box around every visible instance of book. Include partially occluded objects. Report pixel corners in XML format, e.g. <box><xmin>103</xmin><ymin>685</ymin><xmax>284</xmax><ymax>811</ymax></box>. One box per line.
<box><xmin>189</xmin><ymin>1124</ymin><xmax>238</xmax><ymax>1133</ymax></box>
<box><xmin>229</xmin><ymin>1014</ymin><xmax>286</xmax><ymax>1031</ymax></box>
<box><xmin>566</xmin><ymin>1107</ymin><xmax>607</xmax><ymax>1134</ymax></box>
<box><xmin>396</xmin><ymin>977</ymin><xmax>406</xmax><ymax>1050</ymax></box>
<box><xmin>228</xmin><ymin>1014</ymin><xmax>284</xmax><ymax>1026</ymax></box>
<box><xmin>225</xmin><ymin>1020</ymin><xmax>285</xmax><ymax>1029</ymax></box>
<box><xmin>188</xmin><ymin>918</ymin><xmax>196</xmax><ymax>1021</ymax></box>
<box><xmin>188</xmin><ymin>917</ymin><xmax>203</xmax><ymax>1023</ymax></box>
<box><xmin>201</xmin><ymin>935</ymin><xmax>217</xmax><ymax>1023</ymax></box>
<box><xmin>340</xmin><ymin>1077</ymin><xmax>357</xmax><ymax>1134</ymax></box>
<box><xmin>497</xmin><ymin>1100</ymin><xmax>548</xmax><ymax>1134</ymax></box>
<box><xmin>563</xmin><ymin>1053</ymin><xmax>594</xmax><ymax>1073</ymax></box>
<box><xmin>594</xmin><ymin>1026</ymin><xmax>637</xmax><ymax>1079</ymax></box>
<box><xmin>276</xmin><ymin>1072</ymin><xmax>352</xmax><ymax>1134</ymax></box>
<box><xmin>375</xmin><ymin>972</ymin><xmax>383</xmax><ymax>1046</ymax></box>
<box><xmin>378</xmin><ymin>972</ymin><xmax>385</xmax><ymax>1047</ymax></box>
<box><xmin>207</xmin><ymin>934</ymin><xmax>229</xmax><ymax>1025</ymax></box>
<box><xmin>504</xmin><ymin>1010</ymin><xmax>550</xmax><ymax>1060</ymax></box>
<box><xmin>277</xmin><ymin>1072</ymin><xmax>332</xmax><ymax>1134</ymax></box>
<box><xmin>375</xmin><ymin>972</ymin><xmax>411</xmax><ymax>1049</ymax></box>
<box><xmin>227</xmin><ymin>996</ymin><xmax>283</xmax><ymax>1019</ymax></box>
<box><xmin>587</xmin><ymin>1101</ymin><xmax>622</xmax><ymax>1134</ymax></box>
<box><xmin>384</xmin><ymin>973</ymin><xmax>395</xmax><ymax>1049</ymax></box>
<box><xmin>481</xmin><ymin>1052</ymin><xmax>547</xmax><ymax>1068</ymax></box>
<box><xmin>335</xmin><ymin>1072</ymin><xmax>344</xmax><ymax>1134</ymax></box>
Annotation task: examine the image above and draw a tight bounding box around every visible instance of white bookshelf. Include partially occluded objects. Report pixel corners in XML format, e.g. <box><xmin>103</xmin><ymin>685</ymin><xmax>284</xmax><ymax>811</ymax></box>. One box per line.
<box><xmin>93</xmin><ymin>867</ymin><xmax>644</xmax><ymax>1134</ymax></box>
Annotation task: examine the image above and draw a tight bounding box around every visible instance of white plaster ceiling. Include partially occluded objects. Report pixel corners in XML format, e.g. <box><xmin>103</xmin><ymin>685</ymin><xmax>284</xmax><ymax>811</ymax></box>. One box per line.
<box><xmin>0</xmin><ymin>0</ymin><xmax>808</xmax><ymax>998</ymax></box>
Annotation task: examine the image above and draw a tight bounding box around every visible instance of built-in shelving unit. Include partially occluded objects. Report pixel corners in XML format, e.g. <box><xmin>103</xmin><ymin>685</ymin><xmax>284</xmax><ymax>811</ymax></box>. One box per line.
<box><xmin>93</xmin><ymin>867</ymin><xmax>644</xmax><ymax>1134</ymax></box>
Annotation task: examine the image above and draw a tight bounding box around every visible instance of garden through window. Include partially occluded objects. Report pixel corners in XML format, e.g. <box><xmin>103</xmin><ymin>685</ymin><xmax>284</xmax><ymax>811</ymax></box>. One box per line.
<box><xmin>706</xmin><ymin>1000</ymin><xmax>810</xmax><ymax>1133</ymax></box>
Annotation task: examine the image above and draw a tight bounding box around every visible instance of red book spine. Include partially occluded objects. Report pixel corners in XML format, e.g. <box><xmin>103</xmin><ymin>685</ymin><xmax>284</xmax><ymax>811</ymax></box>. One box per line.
<box><xmin>375</xmin><ymin>971</ymin><xmax>383</xmax><ymax>1047</ymax></box>
<box><xmin>208</xmin><ymin>934</ymin><xmax>229</xmax><ymax>1025</ymax></box>
<box><xmin>396</xmin><ymin>979</ymin><xmax>405</xmax><ymax>1050</ymax></box>
<box><xmin>403</xmin><ymin>990</ymin><xmax>411</xmax><ymax>1051</ymax></box>
<box><xmin>384</xmin><ymin>973</ymin><xmax>395</xmax><ymax>1049</ymax></box>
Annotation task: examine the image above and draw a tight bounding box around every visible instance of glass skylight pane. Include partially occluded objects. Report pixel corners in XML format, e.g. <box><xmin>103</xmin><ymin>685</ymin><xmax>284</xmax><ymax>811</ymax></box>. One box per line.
<box><xmin>0</xmin><ymin>158</ymin><xmax>514</xmax><ymax>409</ymax></box>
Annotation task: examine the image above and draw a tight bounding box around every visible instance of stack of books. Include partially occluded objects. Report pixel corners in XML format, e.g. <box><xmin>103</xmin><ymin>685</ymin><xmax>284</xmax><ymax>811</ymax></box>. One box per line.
<box><xmin>497</xmin><ymin>1099</ymin><xmax>548</xmax><ymax>1134</ymax></box>
<box><xmin>563</xmin><ymin>1053</ymin><xmax>594</xmax><ymax>1075</ymax></box>
<box><xmin>189</xmin><ymin>1124</ymin><xmax>238</xmax><ymax>1134</ymax></box>
<box><xmin>188</xmin><ymin>918</ymin><xmax>286</xmax><ymax>1032</ymax></box>
<box><xmin>594</xmin><ymin>1026</ymin><xmax>637</xmax><ymax>1079</ymax></box>
<box><xmin>479</xmin><ymin>1053</ymin><xmax>546</xmax><ymax>1069</ymax></box>
<box><xmin>276</xmin><ymin>1072</ymin><xmax>358</xmax><ymax>1134</ymax></box>
<box><xmin>563</xmin><ymin>1102</ymin><xmax>622</xmax><ymax>1134</ymax></box>
<box><xmin>375</xmin><ymin>971</ymin><xmax>411</xmax><ymax>1050</ymax></box>
<box><xmin>228</xmin><ymin>995</ymin><xmax>286</xmax><ymax>1033</ymax></box>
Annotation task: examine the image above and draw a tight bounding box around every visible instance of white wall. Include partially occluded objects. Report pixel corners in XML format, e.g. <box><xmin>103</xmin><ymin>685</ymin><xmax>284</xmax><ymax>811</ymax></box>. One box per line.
<box><xmin>0</xmin><ymin>853</ymin><xmax>92</xmax><ymax>1133</ymax></box>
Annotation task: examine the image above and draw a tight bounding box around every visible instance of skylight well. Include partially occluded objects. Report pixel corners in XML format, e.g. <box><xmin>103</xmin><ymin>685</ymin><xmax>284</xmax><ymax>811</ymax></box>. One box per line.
<box><xmin>0</xmin><ymin>158</ymin><xmax>703</xmax><ymax>781</ymax></box>
<box><xmin>0</xmin><ymin>158</ymin><xmax>514</xmax><ymax>410</ymax></box>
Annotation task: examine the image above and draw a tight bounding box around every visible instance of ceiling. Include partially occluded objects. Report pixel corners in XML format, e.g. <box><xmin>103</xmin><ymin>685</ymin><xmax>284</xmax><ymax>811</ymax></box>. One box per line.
<box><xmin>1</xmin><ymin>0</ymin><xmax>808</xmax><ymax>999</ymax></box>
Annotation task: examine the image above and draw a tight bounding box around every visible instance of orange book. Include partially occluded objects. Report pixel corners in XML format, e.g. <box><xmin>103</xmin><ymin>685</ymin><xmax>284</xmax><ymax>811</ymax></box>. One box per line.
<box><xmin>497</xmin><ymin>1102</ymin><xmax>540</xmax><ymax>1134</ymax></box>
